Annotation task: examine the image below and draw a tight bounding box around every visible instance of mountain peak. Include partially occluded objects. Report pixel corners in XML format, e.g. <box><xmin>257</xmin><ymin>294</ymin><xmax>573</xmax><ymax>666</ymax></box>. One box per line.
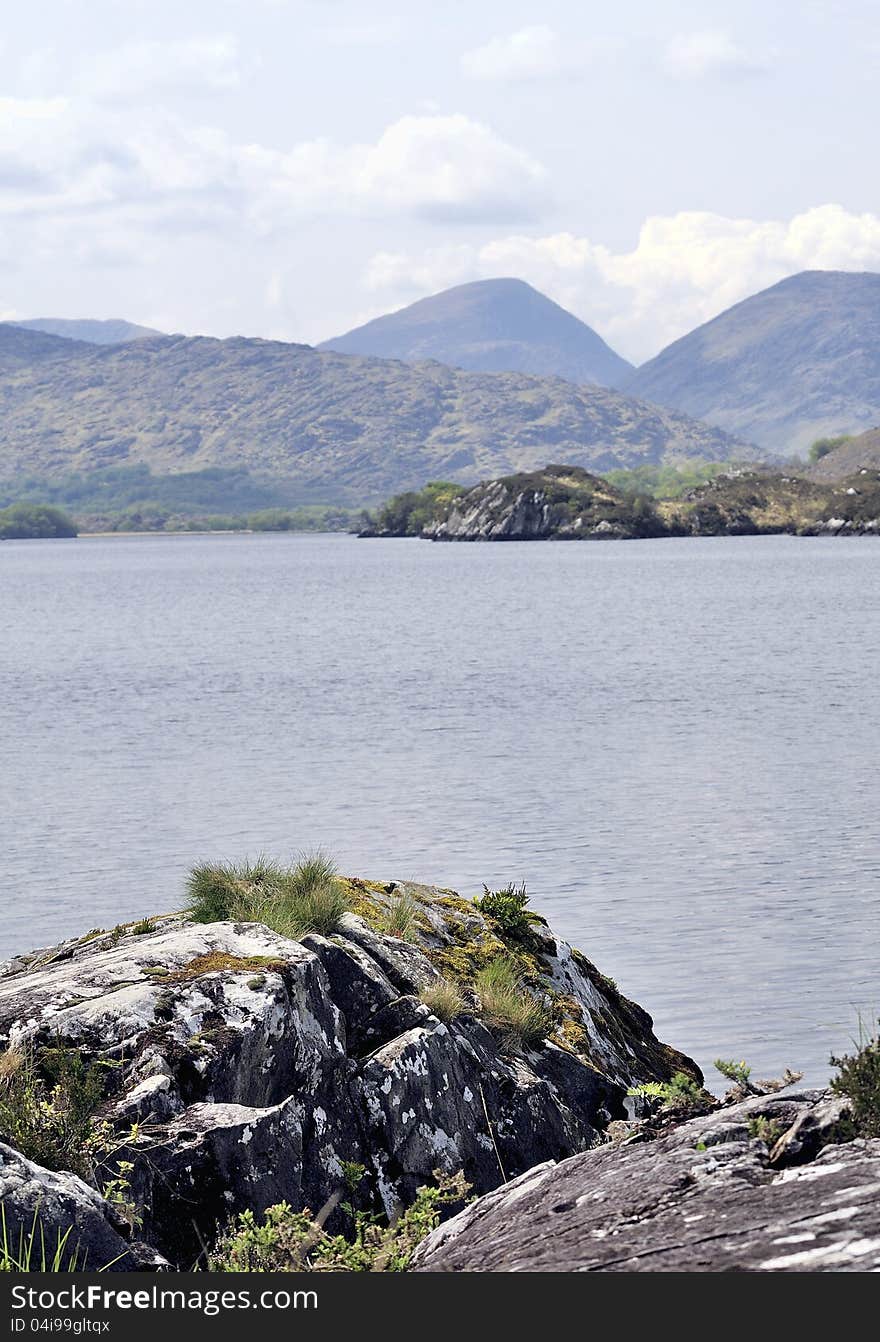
<box><xmin>319</xmin><ymin>278</ymin><xmax>633</xmax><ymax>388</ymax></box>
<box><xmin>626</xmin><ymin>269</ymin><xmax>880</xmax><ymax>454</ymax></box>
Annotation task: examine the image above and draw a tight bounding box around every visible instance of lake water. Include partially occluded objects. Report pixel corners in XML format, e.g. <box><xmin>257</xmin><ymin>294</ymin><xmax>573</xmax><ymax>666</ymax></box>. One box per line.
<box><xmin>2</xmin><ymin>532</ymin><xmax>878</xmax><ymax>1089</ymax></box>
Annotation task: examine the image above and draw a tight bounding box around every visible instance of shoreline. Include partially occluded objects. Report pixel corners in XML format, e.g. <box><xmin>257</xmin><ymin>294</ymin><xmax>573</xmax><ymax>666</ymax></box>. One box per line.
<box><xmin>5</xmin><ymin>526</ymin><xmax>879</xmax><ymax>543</ymax></box>
<box><xmin>76</xmin><ymin>527</ymin><xmax>351</xmax><ymax>538</ymax></box>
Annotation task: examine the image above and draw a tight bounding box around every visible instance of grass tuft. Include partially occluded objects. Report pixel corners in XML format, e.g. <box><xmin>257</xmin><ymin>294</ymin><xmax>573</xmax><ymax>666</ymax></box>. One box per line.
<box><xmin>420</xmin><ymin>977</ymin><xmax>467</xmax><ymax>1023</ymax></box>
<box><xmin>378</xmin><ymin>891</ymin><xmax>420</xmax><ymax>942</ymax></box>
<box><xmin>474</xmin><ymin>956</ymin><xmax>553</xmax><ymax>1051</ymax></box>
<box><xmin>185</xmin><ymin>856</ymin><xmax>278</xmax><ymax>924</ymax></box>
<box><xmin>0</xmin><ymin>1206</ymin><xmax>83</xmax><ymax>1273</ymax></box>
<box><xmin>186</xmin><ymin>851</ymin><xmax>349</xmax><ymax>939</ymax></box>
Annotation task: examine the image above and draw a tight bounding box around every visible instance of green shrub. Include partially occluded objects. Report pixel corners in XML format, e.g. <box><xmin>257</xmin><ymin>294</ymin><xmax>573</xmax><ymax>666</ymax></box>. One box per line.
<box><xmin>0</xmin><ymin>1046</ymin><xmax>107</xmax><ymax>1181</ymax></box>
<box><xmin>369</xmin><ymin>482</ymin><xmax>466</xmax><ymax>537</ymax></box>
<box><xmin>186</xmin><ymin>852</ymin><xmax>349</xmax><ymax>938</ymax></box>
<box><xmin>748</xmin><ymin>1115</ymin><xmax>785</xmax><ymax>1148</ymax></box>
<box><xmin>831</xmin><ymin>1021</ymin><xmax>880</xmax><ymax>1137</ymax></box>
<box><xmin>627</xmin><ymin>1072</ymin><xmax>706</xmax><ymax>1112</ymax></box>
<box><xmin>421</xmin><ymin>978</ymin><xmax>466</xmax><ymax>1023</ymax></box>
<box><xmin>714</xmin><ymin>1058</ymin><xmax>755</xmax><ymax>1092</ymax></box>
<box><xmin>209</xmin><ymin>1171</ymin><xmax>469</xmax><ymax>1272</ymax></box>
<box><xmin>474</xmin><ymin>882</ymin><xmax>538</xmax><ymax>941</ymax></box>
<box><xmin>808</xmin><ymin>435</ymin><xmax>851</xmax><ymax>463</ymax></box>
<box><xmin>602</xmin><ymin>460</ymin><xmax>735</xmax><ymax>500</ymax></box>
<box><xmin>474</xmin><ymin>957</ymin><xmax>553</xmax><ymax>1051</ymax></box>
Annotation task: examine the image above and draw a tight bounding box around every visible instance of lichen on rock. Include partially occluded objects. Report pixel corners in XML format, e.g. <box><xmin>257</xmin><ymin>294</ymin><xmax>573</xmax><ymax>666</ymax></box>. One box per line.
<box><xmin>0</xmin><ymin>878</ymin><xmax>698</xmax><ymax>1269</ymax></box>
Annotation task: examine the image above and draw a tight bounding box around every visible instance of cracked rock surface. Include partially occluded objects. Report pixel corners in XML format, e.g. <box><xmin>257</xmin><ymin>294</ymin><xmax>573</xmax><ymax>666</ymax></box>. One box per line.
<box><xmin>413</xmin><ymin>1090</ymin><xmax>880</xmax><ymax>1272</ymax></box>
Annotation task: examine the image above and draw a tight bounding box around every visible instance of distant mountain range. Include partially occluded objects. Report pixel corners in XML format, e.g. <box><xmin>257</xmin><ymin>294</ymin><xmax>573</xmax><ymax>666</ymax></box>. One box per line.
<box><xmin>12</xmin><ymin>318</ymin><xmax>161</xmax><ymax>345</ymax></box>
<box><xmin>321</xmin><ymin>269</ymin><xmax>880</xmax><ymax>456</ymax></box>
<box><xmin>4</xmin><ymin>268</ymin><xmax>879</xmax><ymax>503</ymax></box>
<box><xmin>319</xmin><ymin>277</ymin><xmax>634</xmax><ymax>388</ymax></box>
<box><xmin>626</xmin><ymin>271</ymin><xmax>880</xmax><ymax>455</ymax></box>
<box><xmin>0</xmin><ymin>324</ymin><xmax>744</xmax><ymax>503</ymax></box>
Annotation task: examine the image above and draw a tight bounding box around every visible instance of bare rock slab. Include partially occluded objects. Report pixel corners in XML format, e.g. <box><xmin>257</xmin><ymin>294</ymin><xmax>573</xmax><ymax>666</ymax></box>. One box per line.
<box><xmin>413</xmin><ymin>1091</ymin><xmax>880</xmax><ymax>1273</ymax></box>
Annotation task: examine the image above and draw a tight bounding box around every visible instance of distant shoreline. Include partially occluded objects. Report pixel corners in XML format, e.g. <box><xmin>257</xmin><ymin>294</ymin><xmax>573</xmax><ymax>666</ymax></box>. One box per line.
<box><xmin>16</xmin><ymin>527</ymin><xmax>880</xmax><ymax>543</ymax></box>
<box><xmin>77</xmin><ymin>527</ymin><xmax>350</xmax><ymax>538</ymax></box>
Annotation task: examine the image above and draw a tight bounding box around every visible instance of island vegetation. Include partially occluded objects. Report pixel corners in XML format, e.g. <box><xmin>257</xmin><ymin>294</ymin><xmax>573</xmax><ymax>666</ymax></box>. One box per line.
<box><xmin>602</xmin><ymin>459</ymin><xmax>739</xmax><ymax>498</ymax></box>
<box><xmin>0</xmin><ymin>503</ymin><xmax>77</xmax><ymax>540</ymax></box>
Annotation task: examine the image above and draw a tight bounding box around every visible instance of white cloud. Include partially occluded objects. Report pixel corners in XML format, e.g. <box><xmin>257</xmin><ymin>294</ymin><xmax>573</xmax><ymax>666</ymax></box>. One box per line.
<box><xmin>663</xmin><ymin>30</ymin><xmax>766</xmax><ymax>80</ymax></box>
<box><xmin>461</xmin><ymin>26</ymin><xmax>584</xmax><ymax>82</ymax></box>
<box><xmin>355</xmin><ymin>115</ymin><xmax>546</xmax><ymax>221</ymax></box>
<box><xmin>362</xmin><ymin>205</ymin><xmax>880</xmax><ymax>361</ymax></box>
<box><xmin>0</xmin><ymin>99</ymin><xmax>548</xmax><ymax>279</ymax></box>
<box><xmin>78</xmin><ymin>36</ymin><xmax>242</xmax><ymax>102</ymax></box>
<box><xmin>245</xmin><ymin>114</ymin><xmax>547</xmax><ymax>227</ymax></box>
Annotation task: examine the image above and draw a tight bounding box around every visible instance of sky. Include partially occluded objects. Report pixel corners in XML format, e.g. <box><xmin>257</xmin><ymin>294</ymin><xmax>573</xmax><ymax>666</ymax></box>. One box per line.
<box><xmin>1</xmin><ymin>0</ymin><xmax>879</xmax><ymax>362</ymax></box>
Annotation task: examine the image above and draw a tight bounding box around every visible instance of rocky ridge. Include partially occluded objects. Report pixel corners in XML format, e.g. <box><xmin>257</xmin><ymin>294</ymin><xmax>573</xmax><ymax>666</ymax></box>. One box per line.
<box><xmin>808</xmin><ymin>425</ymin><xmax>880</xmax><ymax>481</ymax></box>
<box><xmin>0</xmin><ymin>879</ymin><xmax>696</xmax><ymax>1270</ymax></box>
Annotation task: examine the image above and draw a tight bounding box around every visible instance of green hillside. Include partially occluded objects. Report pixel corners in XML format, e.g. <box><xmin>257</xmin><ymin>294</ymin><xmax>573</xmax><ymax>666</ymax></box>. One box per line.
<box><xmin>0</xmin><ymin>324</ymin><xmax>751</xmax><ymax>506</ymax></box>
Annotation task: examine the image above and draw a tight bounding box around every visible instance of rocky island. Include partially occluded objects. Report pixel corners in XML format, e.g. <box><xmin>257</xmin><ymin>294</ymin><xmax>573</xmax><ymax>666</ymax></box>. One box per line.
<box><xmin>362</xmin><ymin>463</ymin><xmax>880</xmax><ymax>541</ymax></box>
<box><xmin>0</xmin><ymin>864</ymin><xmax>876</xmax><ymax>1273</ymax></box>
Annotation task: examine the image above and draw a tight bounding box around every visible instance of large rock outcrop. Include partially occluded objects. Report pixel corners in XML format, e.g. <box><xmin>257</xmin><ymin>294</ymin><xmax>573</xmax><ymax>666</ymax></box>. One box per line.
<box><xmin>413</xmin><ymin>1089</ymin><xmax>880</xmax><ymax>1272</ymax></box>
<box><xmin>423</xmin><ymin>467</ymin><xmax>665</xmax><ymax>541</ymax></box>
<box><xmin>0</xmin><ymin>880</ymin><xmax>696</xmax><ymax>1269</ymax></box>
<box><xmin>375</xmin><ymin>463</ymin><xmax>880</xmax><ymax>543</ymax></box>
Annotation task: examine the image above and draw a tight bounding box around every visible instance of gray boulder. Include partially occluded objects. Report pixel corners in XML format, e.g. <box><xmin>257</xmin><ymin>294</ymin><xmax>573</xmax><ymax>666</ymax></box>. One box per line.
<box><xmin>0</xmin><ymin>1141</ymin><xmax>166</xmax><ymax>1271</ymax></box>
<box><xmin>413</xmin><ymin>1090</ymin><xmax>880</xmax><ymax>1272</ymax></box>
